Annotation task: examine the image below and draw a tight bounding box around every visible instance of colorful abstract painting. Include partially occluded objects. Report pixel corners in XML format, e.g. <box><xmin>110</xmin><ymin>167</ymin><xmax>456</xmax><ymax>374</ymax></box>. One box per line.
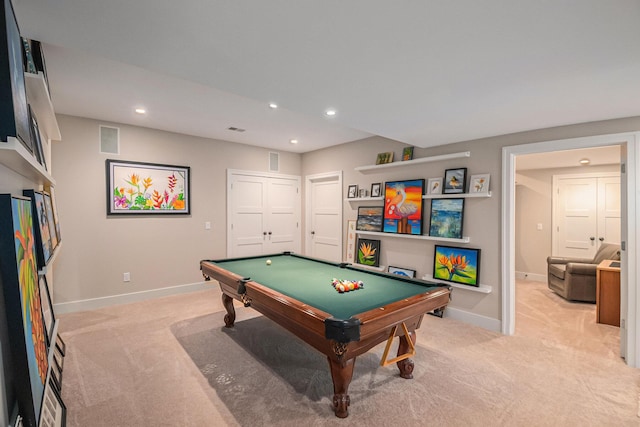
<box><xmin>107</xmin><ymin>159</ymin><xmax>190</xmax><ymax>215</ymax></box>
<box><xmin>433</xmin><ymin>245</ymin><xmax>480</xmax><ymax>286</ymax></box>
<box><xmin>382</xmin><ymin>179</ymin><xmax>424</xmax><ymax>235</ymax></box>
<box><xmin>12</xmin><ymin>197</ymin><xmax>48</xmax><ymax>416</ymax></box>
<box><xmin>429</xmin><ymin>198</ymin><xmax>464</xmax><ymax>239</ymax></box>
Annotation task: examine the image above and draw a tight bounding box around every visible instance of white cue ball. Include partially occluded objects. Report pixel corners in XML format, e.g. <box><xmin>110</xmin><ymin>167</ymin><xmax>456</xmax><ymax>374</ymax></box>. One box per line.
<box><xmin>266</xmin><ymin>259</ymin><xmax>272</xmax><ymax>265</ymax></box>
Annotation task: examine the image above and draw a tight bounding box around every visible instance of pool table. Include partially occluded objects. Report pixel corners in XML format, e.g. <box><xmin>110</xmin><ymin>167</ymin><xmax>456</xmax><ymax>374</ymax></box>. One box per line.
<box><xmin>200</xmin><ymin>252</ymin><xmax>450</xmax><ymax>418</ymax></box>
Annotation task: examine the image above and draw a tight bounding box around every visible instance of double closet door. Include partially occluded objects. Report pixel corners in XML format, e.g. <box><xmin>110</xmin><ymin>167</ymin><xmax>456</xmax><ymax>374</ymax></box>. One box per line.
<box><xmin>552</xmin><ymin>172</ymin><xmax>620</xmax><ymax>259</ymax></box>
<box><xmin>227</xmin><ymin>170</ymin><xmax>301</xmax><ymax>257</ymax></box>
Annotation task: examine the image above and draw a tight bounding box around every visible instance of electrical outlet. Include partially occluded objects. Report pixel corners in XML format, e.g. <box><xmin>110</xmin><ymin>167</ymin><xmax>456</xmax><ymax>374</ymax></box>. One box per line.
<box><xmin>205</xmin><ymin>221</ymin><xmax>211</xmax><ymax>230</ymax></box>
<box><xmin>123</xmin><ymin>272</ymin><xmax>131</xmax><ymax>282</ymax></box>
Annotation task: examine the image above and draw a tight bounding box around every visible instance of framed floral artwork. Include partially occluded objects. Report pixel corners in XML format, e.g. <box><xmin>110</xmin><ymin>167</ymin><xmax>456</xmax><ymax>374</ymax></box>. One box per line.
<box><xmin>106</xmin><ymin>159</ymin><xmax>190</xmax><ymax>215</ymax></box>
<box><xmin>356</xmin><ymin>238</ymin><xmax>380</xmax><ymax>267</ymax></box>
<box><xmin>427</xmin><ymin>178</ymin><xmax>442</xmax><ymax>195</ymax></box>
<box><xmin>433</xmin><ymin>245</ymin><xmax>480</xmax><ymax>286</ymax></box>
<box><xmin>469</xmin><ymin>173</ymin><xmax>490</xmax><ymax>194</ymax></box>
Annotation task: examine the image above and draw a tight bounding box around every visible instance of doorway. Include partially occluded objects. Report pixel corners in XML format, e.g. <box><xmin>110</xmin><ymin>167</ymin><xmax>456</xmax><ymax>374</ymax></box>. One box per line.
<box><xmin>502</xmin><ymin>132</ymin><xmax>640</xmax><ymax>367</ymax></box>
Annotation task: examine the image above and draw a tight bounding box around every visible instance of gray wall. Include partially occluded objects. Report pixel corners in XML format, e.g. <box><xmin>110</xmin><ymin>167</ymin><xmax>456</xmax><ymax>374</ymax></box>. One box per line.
<box><xmin>31</xmin><ymin>113</ymin><xmax>640</xmax><ymax>322</ymax></box>
<box><xmin>50</xmin><ymin>115</ymin><xmax>301</xmax><ymax>304</ymax></box>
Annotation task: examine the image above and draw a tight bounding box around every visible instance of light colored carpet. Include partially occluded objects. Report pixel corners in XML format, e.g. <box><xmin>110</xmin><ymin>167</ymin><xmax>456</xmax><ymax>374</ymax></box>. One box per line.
<box><xmin>57</xmin><ymin>281</ymin><xmax>639</xmax><ymax>426</ymax></box>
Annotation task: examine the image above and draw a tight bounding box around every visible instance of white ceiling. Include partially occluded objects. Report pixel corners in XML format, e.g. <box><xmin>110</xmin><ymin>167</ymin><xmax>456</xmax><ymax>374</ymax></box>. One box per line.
<box><xmin>13</xmin><ymin>1</ymin><xmax>640</xmax><ymax>154</ymax></box>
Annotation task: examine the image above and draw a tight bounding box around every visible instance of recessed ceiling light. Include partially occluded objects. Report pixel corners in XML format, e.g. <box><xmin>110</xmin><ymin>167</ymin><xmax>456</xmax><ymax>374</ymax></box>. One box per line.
<box><xmin>135</xmin><ymin>108</ymin><xmax>146</xmax><ymax>115</ymax></box>
<box><xmin>269</xmin><ymin>103</ymin><xmax>278</xmax><ymax>109</ymax></box>
<box><xmin>325</xmin><ymin>109</ymin><xmax>337</xmax><ymax>117</ymax></box>
<box><xmin>290</xmin><ymin>139</ymin><xmax>298</xmax><ymax>144</ymax></box>
<box><xmin>579</xmin><ymin>158</ymin><xmax>590</xmax><ymax>165</ymax></box>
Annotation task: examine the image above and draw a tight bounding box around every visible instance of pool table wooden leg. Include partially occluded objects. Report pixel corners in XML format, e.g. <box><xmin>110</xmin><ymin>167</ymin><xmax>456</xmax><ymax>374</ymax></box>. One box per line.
<box><xmin>221</xmin><ymin>293</ymin><xmax>236</xmax><ymax>327</ymax></box>
<box><xmin>396</xmin><ymin>331</ymin><xmax>416</xmax><ymax>379</ymax></box>
<box><xmin>327</xmin><ymin>357</ymin><xmax>355</xmax><ymax>418</ymax></box>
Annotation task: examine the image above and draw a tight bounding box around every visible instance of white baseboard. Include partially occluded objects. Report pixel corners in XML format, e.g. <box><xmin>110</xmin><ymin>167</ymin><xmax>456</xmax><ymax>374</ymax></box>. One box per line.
<box><xmin>515</xmin><ymin>271</ymin><xmax>547</xmax><ymax>283</ymax></box>
<box><xmin>53</xmin><ymin>281</ymin><xmax>210</xmax><ymax>315</ymax></box>
<box><xmin>443</xmin><ymin>306</ymin><xmax>501</xmax><ymax>333</ymax></box>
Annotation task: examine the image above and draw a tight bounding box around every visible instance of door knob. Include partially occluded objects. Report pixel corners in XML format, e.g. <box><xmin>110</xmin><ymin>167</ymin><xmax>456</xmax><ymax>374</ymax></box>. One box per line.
<box><xmin>599</xmin><ymin>237</ymin><xmax>604</xmax><ymax>242</ymax></box>
<box><xmin>589</xmin><ymin>237</ymin><xmax>595</xmax><ymax>241</ymax></box>
<box><xmin>311</xmin><ymin>231</ymin><xmax>315</xmax><ymax>235</ymax></box>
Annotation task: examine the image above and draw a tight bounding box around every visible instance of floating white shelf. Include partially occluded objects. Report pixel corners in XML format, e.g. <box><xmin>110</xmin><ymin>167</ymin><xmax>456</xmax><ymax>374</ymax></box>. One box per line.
<box><xmin>0</xmin><ymin>137</ymin><xmax>56</xmax><ymax>186</ymax></box>
<box><xmin>422</xmin><ymin>274</ymin><xmax>492</xmax><ymax>294</ymax></box>
<box><xmin>424</xmin><ymin>191</ymin><xmax>492</xmax><ymax>199</ymax></box>
<box><xmin>354</xmin><ymin>151</ymin><xmax>471</xmax><ymax>173</ymax></box>
<box><xmin>356</xmin><ymin>230</ymin><xmax>470</xmax><ymax>244</ymax></box>
<box><xmin>25</xmin><ymin>72</ymin><xmax>61</xmax><ymax>141</ymax></box>
<box><xmin>345</xmin><ymin>196</ymin><xmax>384</xmax><ymax>202</ymax></box>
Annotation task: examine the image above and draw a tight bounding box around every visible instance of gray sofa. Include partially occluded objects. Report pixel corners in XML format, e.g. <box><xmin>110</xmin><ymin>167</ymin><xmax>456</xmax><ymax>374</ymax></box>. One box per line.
<box><xmin>547</xmin><ymin>242</ymin><xmax>621</xmax><ymax>302</ymax></box>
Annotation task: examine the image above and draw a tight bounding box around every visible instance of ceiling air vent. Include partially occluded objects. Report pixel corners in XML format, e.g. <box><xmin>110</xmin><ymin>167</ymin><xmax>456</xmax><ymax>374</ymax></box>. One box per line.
<box><xmin>227</xmin><ymin>126</ymin><xmax>246</xmax><ymax>132</ymax></box>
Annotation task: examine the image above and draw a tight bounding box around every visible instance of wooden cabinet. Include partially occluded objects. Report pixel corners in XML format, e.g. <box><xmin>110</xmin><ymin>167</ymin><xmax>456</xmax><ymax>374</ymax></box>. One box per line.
<box><xmin>596</xmin><ymin>259</ymin><xmax>621</xmax><ymax>327</ymax></box>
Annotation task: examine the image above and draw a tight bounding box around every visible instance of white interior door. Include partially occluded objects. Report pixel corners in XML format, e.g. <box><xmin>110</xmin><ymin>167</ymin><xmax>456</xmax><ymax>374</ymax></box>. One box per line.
<box><xmin>227</xmin><ymin>170</ymin><xmax>301</xmax><ymax>257</ymax></box>
<box><xmin>267</xmin><ymin>177</ymin><xmax>301</xmax><ymax>253</ymax></box>
<box><xmin>227</xmin><ymin>174</ymin><xmax>267</xmax><ymax>257</ymax></box>
<box><xmin>306</xmin><ymin>172</ymin><xmax>342</xmax><ymax>262</ymax></box>
<box><xmin>554</xmin><ymin>177</ymin><xmax>598</xmax><ymax>258</ymax></box>
<box><xmin>597</xmin><ymin>176</ymin><xmax>621</xmax><ymax>245</ymax></box>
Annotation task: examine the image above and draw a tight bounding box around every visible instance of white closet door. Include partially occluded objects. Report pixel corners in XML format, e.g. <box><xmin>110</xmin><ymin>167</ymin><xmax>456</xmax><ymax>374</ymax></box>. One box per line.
<box><xmin>227</xmin><ymin>174</ymin><xmax>268</xmax><ymax>257</ymax></box>
<box><xmin>597</xmin><ymin>176</ymin><xmax>621</xmax><ymax>245</ymax></box>
<box><xmin>306</xmin><ymin>174</ymin><xmax>342</xmax><ymax>262</ymax></box>
<box><xmin>555</xmin><ymin>177</ymin><xmax>598</xmax><ymax>258</ymax></box>
<box><xmin>267</xmin><ymin>177</ymin><xmax>301</xmax><ymax>253</ymax></box>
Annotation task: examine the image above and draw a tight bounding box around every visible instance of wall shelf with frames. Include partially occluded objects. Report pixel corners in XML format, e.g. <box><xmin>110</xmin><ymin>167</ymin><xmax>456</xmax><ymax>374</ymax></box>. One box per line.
<box><xmin>355</xmin><ymin>230</ymin><xmax>470</xmax><ymax>244</ymax></box>
<box><xmin>354</xmin><ymin>151</ymin><xmax>471</xmax><ymax>173</ymax></box>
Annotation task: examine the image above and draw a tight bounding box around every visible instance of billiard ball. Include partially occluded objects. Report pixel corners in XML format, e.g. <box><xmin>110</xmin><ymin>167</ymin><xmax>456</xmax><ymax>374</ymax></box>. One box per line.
<box><xmin>266</xmin><ymin>259</ymin><xmax>272</xmax><ymax>265</ymax></box>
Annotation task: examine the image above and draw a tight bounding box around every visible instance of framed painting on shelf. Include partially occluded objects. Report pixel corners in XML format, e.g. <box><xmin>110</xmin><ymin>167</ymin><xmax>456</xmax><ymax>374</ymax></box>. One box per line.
<box><xmin>356</xmin><ymin>238</ymin><xmax>380</xmax><ymax>267</ymax></box>
<box><xmin>427</xmin><ymin>178</ymin><xmax>442</xmax><ymax>195</ymax></box>
<box><xmin>356</xmin><ymin>206</ymin><xmax>383</xmax><ymax>232</ymax></box>
<box><xmin>433</xmin><ymin>245</ymin><xmax>481</xmax><ymax>287</ymax></box>
<box><xmin>347</xmin><ymin>184</ymin><xmax>358</xmax><ymax>198</ymax></box>
<box><xmin>429</xmin><ymin>198</ymin><xmax>464</xmax><ymax>239</ymax></box>
<box><xmin>106</xmin><ymin>159</ymin><xmax>191</xmax><ymax>215</ymax></box>
<box><xmin>370</xmin><ymin>183</ymin><xmax>381</xmax><ymax>197</ymax></box>
<box><xmin>382</xmin><ymin>179</ymin><xmax>424</xmax><ymax>235</ymax></box>
<box><xmin>443</xmin><ymin>168</ymin><xmax>467</xmax><ymax>194</ymax></box>
<box><xmin>22</xmin><ymin>190</ymin><xmax>53</xmax><ymax>267</ymax></box>
<box><xmin>43</xmin><ymin>192</ymin><xmax>58</xmax><ymax>250</ymax></box>
<box><xmin>469</xmin><ymin>173</ymin><xmax>490</xmax><ymax>194</ymax></box>
<box><xmin>38</xmin><ymin>275</ymin><xmax>55</xmax><ymax>347</ymax></box>
<box><xmin>39</xmin><ymin>377</ymin><xmax>66</xmax><ymax>427</ymax></box>
<box><xmin>402</xmin><ymin>146</ymin><xmax>414</xmax><ymax>161</ymax></box>
<box><xmin>388</xmin><ymin>266</ymin><xmax>416</xmax><ymax>278</ymax></box>
<box><xmin>345</xmin><ymin>220</ymin><xmax>356</xmax><ymax>263</ymax></box>
<box><xmin>375</xmin><ymin>152</ymin><xmax>394</xmax><ymax>164</ymax></box>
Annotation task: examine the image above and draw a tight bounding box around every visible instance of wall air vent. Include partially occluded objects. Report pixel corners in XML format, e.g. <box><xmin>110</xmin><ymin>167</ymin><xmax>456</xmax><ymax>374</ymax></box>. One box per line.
<box><xmin>100</xmin><ymin>125</ymin><xmax>120</xmax><ymax>154</ymax></box>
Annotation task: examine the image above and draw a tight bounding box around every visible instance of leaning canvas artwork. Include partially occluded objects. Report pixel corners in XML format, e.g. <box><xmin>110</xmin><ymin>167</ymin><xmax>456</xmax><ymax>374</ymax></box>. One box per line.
<box><xmin>429</xmin><ymin>198</ymin><xmax>464</xmax><ymax>239</ymax></box>
<box><xmin>433</xmin><ymin>245</ymin><xmax>481</xmax><ymax>286</ymax></box>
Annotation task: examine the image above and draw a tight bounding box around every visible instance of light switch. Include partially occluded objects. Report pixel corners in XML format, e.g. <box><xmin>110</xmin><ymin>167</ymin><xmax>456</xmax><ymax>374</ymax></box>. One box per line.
<box><xmin>205</xmin><ymin>221</ymin><xmax>211</xmax><ymax>230</ymax></box>
<box><xmin>536</xmin><ymin>223</ymin><xmax>543</xmax><ymax>231</ymax></box>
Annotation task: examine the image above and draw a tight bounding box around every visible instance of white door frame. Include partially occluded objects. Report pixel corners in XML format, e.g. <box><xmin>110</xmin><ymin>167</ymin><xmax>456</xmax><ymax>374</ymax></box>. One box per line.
<box><xmin>304</xmin><ymin>171</ymin><xmax>343</xmax><ymax>256</ymax></box>
<box><xmin>502</xmin><ymin>132</ymin><xmax>639</xmax><ymax>367</ymax></box>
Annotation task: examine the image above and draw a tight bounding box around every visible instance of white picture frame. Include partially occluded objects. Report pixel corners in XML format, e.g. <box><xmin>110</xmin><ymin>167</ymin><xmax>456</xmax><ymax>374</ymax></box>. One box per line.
<box><xmin>469</xmin><ymin>173</ymin><xmax>490</xmax><ymax>194</ymax></box>
<box><xmin>388</xmin><ymin>265</ymin><xmax>416</xmax><ymax>278</ymax></box>
<box><xmin>428</xmin><ymin>177</ymin><xmax>442</xmax><ymax>195</ymax></box>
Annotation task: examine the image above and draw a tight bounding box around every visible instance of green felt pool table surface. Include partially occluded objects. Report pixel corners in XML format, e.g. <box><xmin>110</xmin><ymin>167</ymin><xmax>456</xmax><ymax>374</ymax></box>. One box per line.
<box><xmin>211</xmin><ymin>253</ymin><xmax>443</xmax><ymax>320</ymax></box>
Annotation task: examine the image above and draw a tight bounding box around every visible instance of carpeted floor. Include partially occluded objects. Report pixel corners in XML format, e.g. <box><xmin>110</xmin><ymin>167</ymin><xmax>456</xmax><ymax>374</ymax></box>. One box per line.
<box><xmin>57</xmin><ymin>281</ymin><xmax>639</xmax><ymax>426</ymax></box>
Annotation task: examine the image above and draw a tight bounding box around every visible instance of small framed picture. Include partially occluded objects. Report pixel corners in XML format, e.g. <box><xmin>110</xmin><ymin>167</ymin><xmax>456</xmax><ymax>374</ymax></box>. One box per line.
<box><xmin>402</xmin><ymin>146</ymin><xmax>414</xmax><ymax>161</ymax></box>
<box><xmin>427</xmin><ymin>177</ymin><xmax>442</xmax><ymax>195</ymax></box>
<box><xmin>443</xmin><ymin>168</ymin><xmax>467</xmax><ymax>194</ymax></box>
<box><xmin>375</xmin><ymin>152</ymin><xmax>394</xmax><ymax>165</ymax></box>
<box><xmin>469</xmin><ymin>173</ymin><xmax>490</xmax><ymax>194</ymax></box>
<box><xmin>388</xmin><ymin>266</ymin><xmax>416</xmax><ymax>278</ymax></box>
<box><xmin>370</xmin><ymin>183</ymin><xmax>382</xmax><ymax>197</ymax></box>
<box><xmin>40</xmin><ymin>376</ymin><xmax>67</xmax><ymax>427</ymax></box>
<box><xmin>55</xmin><ymin>333</ymin><xmax>66</xmax><ymax>356</ymax></box>
<box><xmin>347</xmin><ymin>184</ymin><xmax>358</xmax><ymax>198</ymax></box>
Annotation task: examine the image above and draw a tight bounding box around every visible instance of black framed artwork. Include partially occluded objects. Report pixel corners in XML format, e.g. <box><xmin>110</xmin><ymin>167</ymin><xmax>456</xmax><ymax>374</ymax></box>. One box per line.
<box><xmin>38</xmin><ymin>275</ymin><xmax>55</xmax><ymax>348</ymax></box>
<box><xmin>356</xmin><ymin>238</ymin><xmax>380</xmax><ymax>267</ymax></box>
<box><xmin>356</xmin><ymin>206</ymin><xmax>383</xmax><ymax>232</ymax></box>
<box><xmin>39</xmin><ymin>376</ymin><xmax>66</xmax><ymax>426</ymax></box>
<box><xmin>443</xmin><ymin>168</ymin><xmax>467</xmax><ymax>194</ymax></box>
<box><xmin>433</xmin><ymin>245</ymin><xmax>481</xmax><ymax>287</ymax></box>
<box><xmin>429</xmin><ymin>198</ymin><xmax>465</xmax><ymax>239</ymax></box>
<box><xmin>23</xmin><ymin>189</ymin><xmax>53</xmax><ymax>268</ymax></box>
<box><xmin>1</xmin><ymin>0</ymin><xmax>32</xmax><ymax>150</ymax></box>
<box><xmin>28</xmin><ymin>105</ymin><xmax>47</xmax><ymax>169</ymax></box>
